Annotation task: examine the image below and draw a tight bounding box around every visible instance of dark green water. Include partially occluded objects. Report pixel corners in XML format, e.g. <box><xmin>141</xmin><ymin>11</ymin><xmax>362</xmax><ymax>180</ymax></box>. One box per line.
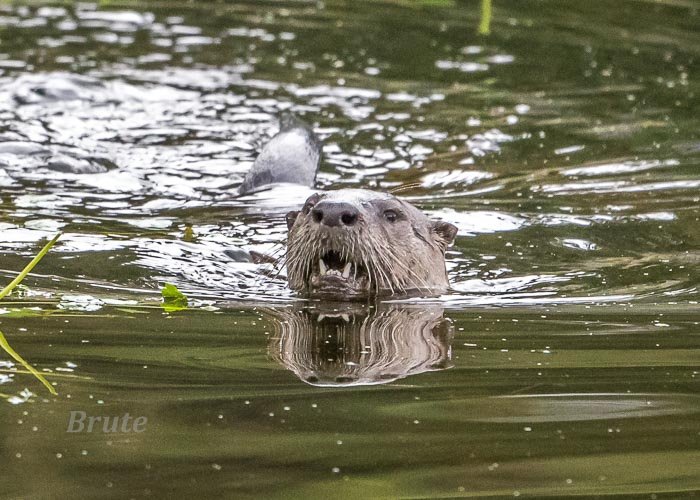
<box><xmin>0</xmin><ymin>0</ymin><xmax>698</xmax><ymax>497</ymax></box>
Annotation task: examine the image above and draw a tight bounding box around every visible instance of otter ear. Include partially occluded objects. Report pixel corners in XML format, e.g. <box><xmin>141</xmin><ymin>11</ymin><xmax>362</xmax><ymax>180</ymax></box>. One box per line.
<box><xmin>286</xmin><ymin>210</ymin><xmax>300</xmax><ymax>230</ymax></box>
<box><xmin>431</xmin><ymin>220</ymin><xmax>457</xmax><ymax>250</ymax></box>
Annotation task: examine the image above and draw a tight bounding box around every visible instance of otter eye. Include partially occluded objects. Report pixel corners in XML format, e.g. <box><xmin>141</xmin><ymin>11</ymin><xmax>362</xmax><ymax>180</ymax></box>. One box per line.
<box><xmin>383</xmin><ymin>210</ymin><xmax>398</xmax><ymax>222</ymax></box>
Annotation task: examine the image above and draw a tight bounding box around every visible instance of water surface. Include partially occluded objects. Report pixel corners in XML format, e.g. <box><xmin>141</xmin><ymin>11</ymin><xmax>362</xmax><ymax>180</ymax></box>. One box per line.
<box><xmin>0</xmin><ymin>0</ymin><xmax>698</xmax><ymax>497</ymax></box>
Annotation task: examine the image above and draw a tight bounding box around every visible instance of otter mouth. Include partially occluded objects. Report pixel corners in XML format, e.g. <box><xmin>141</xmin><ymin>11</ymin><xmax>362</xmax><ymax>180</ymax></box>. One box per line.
<box><xmin>309</xmin><ymin>250</ymin><xmax>369</xmax><ymax>298</ymax></box>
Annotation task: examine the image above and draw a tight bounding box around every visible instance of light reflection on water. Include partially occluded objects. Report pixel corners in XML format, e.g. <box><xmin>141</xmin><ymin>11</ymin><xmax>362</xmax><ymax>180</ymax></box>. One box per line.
<box><xmin>0</xmin><ymin>1</ymin><xmax>698</xmax><ymax>497</ymax></box>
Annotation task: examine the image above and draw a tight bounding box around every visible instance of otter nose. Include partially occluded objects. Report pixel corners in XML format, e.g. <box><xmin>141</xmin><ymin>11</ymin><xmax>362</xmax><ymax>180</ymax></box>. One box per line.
<box><xmin>311</xmin><ymin>202</ymin><xmax>359</xmax><ymax>227</ymax></box>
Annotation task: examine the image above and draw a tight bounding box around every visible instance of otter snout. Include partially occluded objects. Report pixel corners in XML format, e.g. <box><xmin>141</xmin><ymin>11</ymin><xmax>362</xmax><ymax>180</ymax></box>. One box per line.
<box><xmin>311</xmin><ymin>201</ymin><xmax>359</xmax><ymax>227</ymax></box>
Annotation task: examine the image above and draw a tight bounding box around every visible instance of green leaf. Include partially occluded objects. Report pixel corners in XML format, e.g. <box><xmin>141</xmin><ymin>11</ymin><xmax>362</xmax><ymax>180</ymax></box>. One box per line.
<box><xmin>161</xmin><ymin>283</ymin><xmax>188</xmax><ymax>312</ymax></box>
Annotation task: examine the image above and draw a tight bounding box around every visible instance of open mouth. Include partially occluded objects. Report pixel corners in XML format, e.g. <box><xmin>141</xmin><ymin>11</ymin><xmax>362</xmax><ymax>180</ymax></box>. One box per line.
<box><xmin>318</xmin><ymin>251</ymin><xmax>354</xmax><ymax>279</ymax></box>
<box><xmin>309</xmin><ymin>250</ymin><xmax>368</xmax><ymax>295</ymax></box>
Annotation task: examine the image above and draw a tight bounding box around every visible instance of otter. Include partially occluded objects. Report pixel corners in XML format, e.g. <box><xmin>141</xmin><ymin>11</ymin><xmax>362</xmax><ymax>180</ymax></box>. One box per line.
<box><xmin>285</xmin><ymin>189</ymin><xmax>457</xmax><ymax>299</ymax></box>
<box><xmin>239</xmin><ymin>113</ymin><xmax>458</xmax><ymax>299</ymax></box>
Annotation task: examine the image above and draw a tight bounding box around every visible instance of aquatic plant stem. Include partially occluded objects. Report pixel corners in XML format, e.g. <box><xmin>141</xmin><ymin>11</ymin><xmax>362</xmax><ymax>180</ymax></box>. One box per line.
<box><xmin>0</xmin><ymin>329</ymin><xmax>57</xmax><ymax>395</ymax></box>
<box><xmin>0</xmin><ymin>233</ymin><xmax>61</xmax><ymax>396</ymax></box>
<box><xmin>0</xmin><ymin>233</ymin><xmax>61</xmax><ymax>300</ymax></box>
<box><xmin>479</xmin><ymin>0</ymin><xmax>492</xmax><ymax>35</ymax></box>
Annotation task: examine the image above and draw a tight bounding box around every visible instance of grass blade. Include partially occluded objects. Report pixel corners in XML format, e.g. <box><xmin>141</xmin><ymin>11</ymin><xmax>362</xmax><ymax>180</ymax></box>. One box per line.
<box><xmin>0</xmin><ymin>233</ymin><xmax>61</xmax><ymax>300</ymax></box>
<box><xmin>0</xmin><ymin>233</ymin><xmax>62</xmax><ymax>396</ymax></box>
<box><xmin>0</xmin><ymin>329</ymin><xmax>57</xmax><ymax>396</ymax></box>
<box><xmin>478</xmin><ymin>0</ymin><xmax>492</xmax><ymax>35</ymax></box>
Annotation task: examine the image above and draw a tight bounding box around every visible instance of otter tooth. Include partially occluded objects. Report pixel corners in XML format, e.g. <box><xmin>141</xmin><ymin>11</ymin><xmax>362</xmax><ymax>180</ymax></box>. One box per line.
<box><xmin>342</xmin><ymin>262</ymin><xmax>352</xmax><ymax>279</ymax></box>
<box><xmin>319</xmin><ymin>259</ymin><xmax>327</xmax><ymax>275</ymax></box>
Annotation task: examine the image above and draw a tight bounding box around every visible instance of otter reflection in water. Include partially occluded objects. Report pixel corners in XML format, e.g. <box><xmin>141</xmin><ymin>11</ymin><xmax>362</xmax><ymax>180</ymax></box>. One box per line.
<box><xmin>267</xmin><ymin>305</ymin><xmax>453</xmax><ymax>387</ymax></box>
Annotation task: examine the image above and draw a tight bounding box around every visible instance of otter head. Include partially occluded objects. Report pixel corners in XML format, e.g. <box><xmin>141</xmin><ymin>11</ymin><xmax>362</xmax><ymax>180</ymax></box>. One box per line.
<box><xmin>285</xmin><ymin>189</ymin><xmax>457</xmax><ymax>299</ymax></box>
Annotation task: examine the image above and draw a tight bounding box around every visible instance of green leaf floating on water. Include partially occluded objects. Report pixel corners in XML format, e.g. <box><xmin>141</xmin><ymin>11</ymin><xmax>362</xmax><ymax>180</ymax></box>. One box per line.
<box><xmin>0</xmin><ymin>233</ymin><xmax>61</xmax><ymax>396</ymax></box>
<box><xmin>161</xmin><ymin>283</ymin><xmax>188</xmax><ymax>312</ymax></box>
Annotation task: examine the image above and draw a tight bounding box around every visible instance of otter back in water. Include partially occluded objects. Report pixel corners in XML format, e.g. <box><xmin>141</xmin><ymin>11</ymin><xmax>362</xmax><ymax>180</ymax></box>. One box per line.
<box><xmin>285</xmin><ymin>189</ymin><xmax>457</xmax><ymax>299</ymax></box>
<box><xmin>238</xmin><ymin>113</ymin><xmax>320</xmax><ymax>195</ymax></box>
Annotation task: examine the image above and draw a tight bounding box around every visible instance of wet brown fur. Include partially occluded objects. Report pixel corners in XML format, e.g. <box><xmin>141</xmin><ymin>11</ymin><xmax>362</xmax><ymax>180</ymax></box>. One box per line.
<box><xmin>285</xmin><ymin>189</ymin><xmax>457</xmax><ymax>299</ymax></box>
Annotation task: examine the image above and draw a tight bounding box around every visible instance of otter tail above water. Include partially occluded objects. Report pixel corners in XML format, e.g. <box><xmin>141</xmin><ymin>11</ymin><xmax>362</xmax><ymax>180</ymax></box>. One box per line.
<box><xmin>238</xmin><ymin>113</ymin><xmax>321</xmax><ymax>195</ymax></box>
